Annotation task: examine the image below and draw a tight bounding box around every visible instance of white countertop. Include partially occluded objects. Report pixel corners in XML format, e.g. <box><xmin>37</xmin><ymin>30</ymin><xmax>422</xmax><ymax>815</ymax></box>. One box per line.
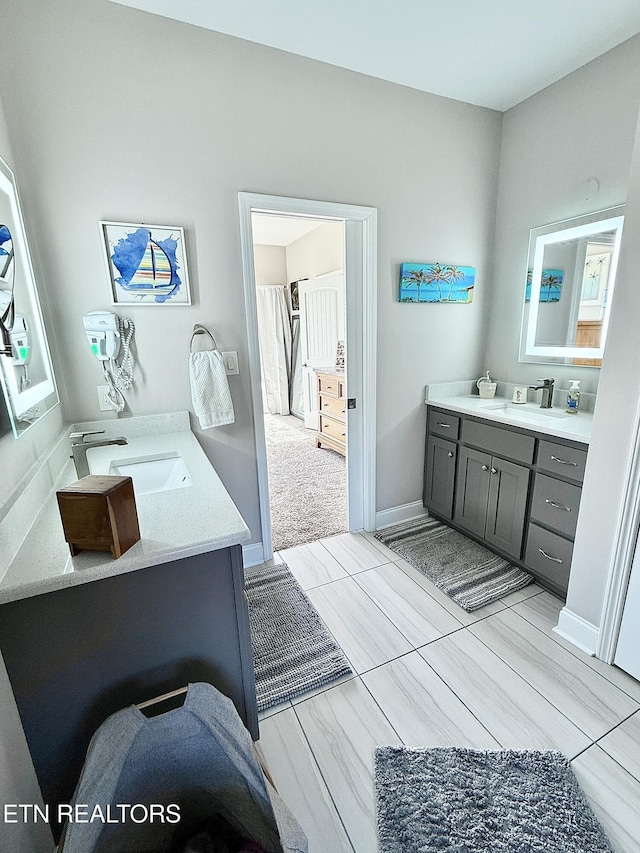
<box><xmin>0</xmin><ymin>413</ymin><xmax>250</xmax><ymax>604</ymax></box>
<box><xmin>426</xmin><ymin>382</ymin><xmax>593</xmax><ymax>444</ymax></box>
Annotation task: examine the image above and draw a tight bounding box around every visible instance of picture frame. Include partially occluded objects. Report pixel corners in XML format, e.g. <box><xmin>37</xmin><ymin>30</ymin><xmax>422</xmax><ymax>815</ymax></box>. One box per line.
<box><xmin>100</xmin><ymin>221</ymin><xmax>191</xmax><ymax>306</ymax></box>
<box><xmin>399</xmin><ymin>262</ymin><xmax>475</xmax><ymax>303</ymax></box>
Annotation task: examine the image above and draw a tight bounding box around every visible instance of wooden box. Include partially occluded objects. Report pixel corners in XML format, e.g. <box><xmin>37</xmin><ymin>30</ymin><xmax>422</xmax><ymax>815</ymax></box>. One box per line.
<box><xmin>56</xmin><ymin>475</ymin><xmax>140</xmax><ymax>559</ymax></box>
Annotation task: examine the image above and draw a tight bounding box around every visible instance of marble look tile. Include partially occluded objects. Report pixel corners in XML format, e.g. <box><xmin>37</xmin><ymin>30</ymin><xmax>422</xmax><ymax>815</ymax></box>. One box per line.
<box><xmin>514</xmin><ymin>593</ymin><xmax>640</xmax><ymax>704</ymax></box>
<box><xmin>599</xmin><ymin>711</ymin><xmax>640</xmax><ymax>782</ymax></box>
<box><xmin>353</xmin><ymin>563</ymin><xmax>463</xmax><ymax>647</ymax></box>
<box><xmin>362</xmin><ymin>652</ymin><xmax>500</xmax><ymax>749</ymax></box>
<box><xmin>420</xmin><ymin>631</ymin><xmax>591</xmax><ymax>757</ymax></box>
<box><xmin>258</xmin><ymin>707</ymin><xmax>355</xmax><ymax>853</ymax></box>
<box><xmin>572</xmin><ymin>745</ymin><xmax>640</xmax><ymax>853</ymax></box>
<box><xmin>295</xmin><ymin>678</ymin><xmax>401</xmax><ymax>853</ymax></box>
<box><xmin>278</xmin><ymin>540</ymin><xmax>348</xmax><ymax>589</ymax></box>
<box><xmin>469</xmin><ymin>609</ymin><xmax>638</xmax><ymax>740</ymax></box>
<box><xmin>393</xmin><ymin>557</ymin><xmax>506</xmax><ymax>625</ymax></box>
<box><xmin>290</xmin><ymin>670</ymin><xmax>357</xmax><ymax>705</ymax></box>
<box><xmin>499</xmin><ymin>583</ymin><xmax>544</xmax><ymax>607</ymax></box>
<box><xmin>319</xmin><ymin>532</ymin><xmax>388</xmax><ymax>575</ymax></box>
<box><xmin>306</xmin><ymin>577</ymin><xmax>413</xmax><ymax>673</ymax></box>
<box><xmin>358</xmin><ymin>530</ymin><xmax>403</xmax><ymax>563</ymax></box>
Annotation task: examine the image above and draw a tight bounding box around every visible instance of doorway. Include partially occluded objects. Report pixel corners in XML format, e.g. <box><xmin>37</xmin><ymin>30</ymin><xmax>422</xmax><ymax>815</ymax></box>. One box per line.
<box><xmin>238</xmin><ymin>193</ymin><xmax>377</xmax><ymax>564</ymax></box>
<box><xmin>253</xmin><ymin>214</ymin><xmax>347</xmax><ymax>551</ymax></box>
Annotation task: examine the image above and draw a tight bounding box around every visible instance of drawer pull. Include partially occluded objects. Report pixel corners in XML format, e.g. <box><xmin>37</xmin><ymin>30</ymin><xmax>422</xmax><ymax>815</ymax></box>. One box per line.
<box><xmin>538</xmin><ymin>548</ymin><xmax>563</xmax><ymax>564</ymax></box>
<box><xmin>491</xmin><ymin>467</ymin><xmax>498</xmax><ymax>475</ymax></box>
<box><xmin>545</xmin><ymin>498</ymin><xmax>571</xmax><ymax>512</ymax></box>
<box><xmin>437</xmin><ymin>422</ymin><xmax>451</xmax><ymax>428</ymax></box>
<box><xmin>447</xmin><ymin>451</ymin><xmax>454</xmax><ymax>458</ymax></box>
<box><xmin>550</xmin><ymin>455</ymin><xmax>577</xmax><ymax>467</ymax></box>
<box><xmin>341</xmin><ymin>432</ymin><xmax>345</xmax><ymax>437</ymax></box>
<box><xmin>481</xmin><ymin>464</ymin><xmax>489</xmax><ymax>471</ymax></box>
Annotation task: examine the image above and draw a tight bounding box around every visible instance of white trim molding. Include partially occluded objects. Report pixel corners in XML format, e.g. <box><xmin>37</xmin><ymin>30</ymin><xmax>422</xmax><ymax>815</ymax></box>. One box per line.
<box><xmin>375</xmin><ymin>501</ymin><xmax>428</xmax><ymax>530</ymax></box>
<box><xmin>554</xmin><ymin>606</ymin><xmax>599</xmax><ymax>656</ymax></box>
<box><xmin>242</xmin><ymin>542</ymin><xmax>266</xmax><ymax>568</ymax></box>
<box><xmin>238</xmin><ymin>192</ymin><xmax>378</xmax><ymax>561</ymax></box>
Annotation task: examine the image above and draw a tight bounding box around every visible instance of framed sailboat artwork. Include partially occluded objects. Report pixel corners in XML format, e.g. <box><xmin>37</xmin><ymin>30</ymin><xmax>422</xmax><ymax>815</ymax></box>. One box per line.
<box><xmin>100</xmin><ymin>221</ymin><xmax>192</xmax><ymax>305</ymax></box>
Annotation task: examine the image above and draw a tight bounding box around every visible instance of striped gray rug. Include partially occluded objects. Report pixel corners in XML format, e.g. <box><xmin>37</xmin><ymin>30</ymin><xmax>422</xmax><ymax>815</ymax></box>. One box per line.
<box><xmin>375</xmin><ymin>516</ymin><xmax>532</xmax><ymax>611</ymax></box>
<box><xmin>245</xmin><ymin>563</ymin><xmax>352</xmax><ymax>711</ymax></box>
<box><xmin>375</xmin><ymin>747</ymin><xmax>613</xmax><ymax>852</ymax></box>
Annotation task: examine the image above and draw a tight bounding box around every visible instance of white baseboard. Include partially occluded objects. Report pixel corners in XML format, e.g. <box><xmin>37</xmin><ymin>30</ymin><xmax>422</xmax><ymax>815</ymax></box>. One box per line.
<box><xmin>375</xmin><ymin>501</ymin><xmax>428</xmax><ymax>530</ymax></box>
<box><xmin>553</xmin><ymin>606</ymin><xmax>599</xmax><ymax>656</ymax></box>
<box><xmin>242</xmin><ymin>542</ymin><xmax>265</xmax><ymax>568</ymax></box>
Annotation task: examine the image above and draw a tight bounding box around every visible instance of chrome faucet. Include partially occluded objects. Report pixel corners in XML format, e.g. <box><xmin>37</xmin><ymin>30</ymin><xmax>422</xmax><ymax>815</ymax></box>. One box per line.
<box><xmin>69</xmin><ymin>430</ymin><xmax>128</xmax><ymax>479</ymax></box>
<box><xmin>528</xmin><ymin>378</ymin><xmax>554</xmax><ymax>409</ymax></box>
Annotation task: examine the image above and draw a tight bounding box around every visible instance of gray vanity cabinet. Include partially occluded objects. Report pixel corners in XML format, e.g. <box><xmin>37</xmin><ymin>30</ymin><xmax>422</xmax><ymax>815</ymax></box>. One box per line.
<box><xmin>423</xmin><ymin>435</ymin><xmax>457</xmax><ymax>519</ymax></box>
<box><xmin>455</xmin><ymin>446</ymin><xmax>530</xmax><ymax>560</ymax></box>
<box><xmin>424</xmin><ymin>405</ymin><xmax>588</xmax><ymax>597</ymax></box>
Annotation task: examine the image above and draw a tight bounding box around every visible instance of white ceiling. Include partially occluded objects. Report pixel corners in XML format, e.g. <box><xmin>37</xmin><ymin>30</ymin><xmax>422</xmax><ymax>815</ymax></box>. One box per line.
<box><xmin>251</xmin><ymin>214</ymin><xmax>324</xmax><ymax>246</ymax></box>
<box><xmin>110</xmin><ymin>0</ymin><xmax>640</xmax><ymax>111</ymax></box>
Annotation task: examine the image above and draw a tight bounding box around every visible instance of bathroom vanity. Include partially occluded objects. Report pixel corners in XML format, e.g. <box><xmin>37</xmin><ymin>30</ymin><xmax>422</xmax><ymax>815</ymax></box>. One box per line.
<box><xmin>424</xmin><ymin>385</ymin><xmax>592</xmax><ymax>597</ymax></box>
<box><xmin>0</xmin><ymin>412</ymin><xmax>254</xmax><ymax>839</ymax></box>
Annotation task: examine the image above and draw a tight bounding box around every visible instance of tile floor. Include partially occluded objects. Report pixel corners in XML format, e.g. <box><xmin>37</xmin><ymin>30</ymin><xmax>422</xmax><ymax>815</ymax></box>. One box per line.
<box><xmin>254</xmin><ymin>531</ymin><xmax>640</xmax><ymax>853</ymax></box>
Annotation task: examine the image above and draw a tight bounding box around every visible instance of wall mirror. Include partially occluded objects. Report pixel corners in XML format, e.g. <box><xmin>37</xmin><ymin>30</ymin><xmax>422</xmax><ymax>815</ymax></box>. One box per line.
<box><xmin>519</xmin><ymin>205</ymin><xmax>624</xmax><ymax>367</ymax></box>
<box><xmin>0</xmin><ymin>156</ymin><xmax>58</xmax><ymax>437</ymax></box>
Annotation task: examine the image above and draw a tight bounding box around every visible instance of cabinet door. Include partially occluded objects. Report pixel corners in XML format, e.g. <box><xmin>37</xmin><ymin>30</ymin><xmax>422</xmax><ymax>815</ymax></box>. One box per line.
<box><xmin>424</xmin><ymin>436</ymin><xmax>457</xmax><ymax>519</ymax></box>
<box><xmin>454</xmin><ymin>446</ymin><xmax>491</xmax><ymax>538</ymax></box>
<box><xmin>485</xmin><ymin>457</ymin><xmax>530</xmax><ymax>560</ymax></box>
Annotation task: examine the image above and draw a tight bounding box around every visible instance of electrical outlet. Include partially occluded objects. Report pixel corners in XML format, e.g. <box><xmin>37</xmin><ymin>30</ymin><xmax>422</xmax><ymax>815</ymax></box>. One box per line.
<box><xmin>97</xmin><ymin>385</ymin><xmax>112</xmax><ymax>411</ymax></box>
<box><xmin>221</xmin><ymin>351</ymin><xmax>239</xmax><ymax>375</ymax></box>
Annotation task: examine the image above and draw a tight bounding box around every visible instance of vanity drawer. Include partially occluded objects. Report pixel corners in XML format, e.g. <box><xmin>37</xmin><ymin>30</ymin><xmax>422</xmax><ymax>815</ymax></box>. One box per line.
<box><xmin>461</xmin><ymin>419</ymin><xmax>534</xmax><ymax>464</ymax></box>
<box><xmin>320</xmin><ymin>394</ymin><xmax>346</xmax><ymax>421</ymax></box>
<box><xmin>530</xmin><ymin>474</ymin><xmax>581</xmax><ymax>539</ymax></box>
<box><xmin>320</xmin><ymin>415</ymin><xmax>346</xmax><ymax>443</ymax></box>
<box><xmin>537</xmin><ymin>439</ymin><xmax>587</xmax><ymax>484</ymax></box>
<box><xmin>525</xmin><ymin>523</ymin><xmax>572</xmax><ymax>592</ymax></box>
<box><xmin>317</xmin><ymin>374</ymin><xmax>343</xmax><ymax>398</ymax></box>
<box><xmin>429</xmin><ymin>411</ymin><xmax>460</xmax><ymax>439</ymax></box>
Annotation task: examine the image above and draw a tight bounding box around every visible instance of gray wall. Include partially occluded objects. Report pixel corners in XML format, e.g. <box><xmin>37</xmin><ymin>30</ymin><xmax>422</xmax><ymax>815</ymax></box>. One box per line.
<box><xmin>0</xmin><ymin>0</ymin><xmax>502</xmax><ymax>535</ymax></box>
<box><xmin>484</xmin><ymin>35</ymin><xmax>640</xmax><ymax>396</ymax></box>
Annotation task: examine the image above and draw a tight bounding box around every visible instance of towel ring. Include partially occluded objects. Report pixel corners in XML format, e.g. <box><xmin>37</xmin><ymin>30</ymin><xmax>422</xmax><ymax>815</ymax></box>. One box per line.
<box><xmin>190</xmin><ymin>324</ymin><xmax>218</xmax><ymax>352</ymax></box>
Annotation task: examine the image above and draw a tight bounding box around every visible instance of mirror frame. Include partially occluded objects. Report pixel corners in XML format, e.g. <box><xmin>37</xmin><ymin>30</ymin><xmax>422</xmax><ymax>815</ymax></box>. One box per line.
<box><xmin>520</xmin><ymin>205</ymin><xmax>625</xmax><ymax>365</ymax></box>
<box><xmin>0</xmin><ymin>155</ymin><xmax>58</xmax><ymax>436</ymax></box>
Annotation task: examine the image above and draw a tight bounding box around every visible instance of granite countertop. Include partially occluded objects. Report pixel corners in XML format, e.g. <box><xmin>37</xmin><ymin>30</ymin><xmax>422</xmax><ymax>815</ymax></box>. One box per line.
<box><xmin>426</xmin><ymin>381</ymin><xmax>593</xmax><ymax>444</ymax></box>
<box><xmin>0</xmin><ymin>412</ymin><xmax>250</xmax><ymax>604</ymax></box>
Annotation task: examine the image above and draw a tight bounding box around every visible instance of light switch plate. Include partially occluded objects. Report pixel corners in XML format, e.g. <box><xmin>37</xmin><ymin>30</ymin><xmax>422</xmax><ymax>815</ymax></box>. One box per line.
<box><xmin>221</xmin><ymin>351</ymin><xmax>239</xmax><ymax>375</ymax></box>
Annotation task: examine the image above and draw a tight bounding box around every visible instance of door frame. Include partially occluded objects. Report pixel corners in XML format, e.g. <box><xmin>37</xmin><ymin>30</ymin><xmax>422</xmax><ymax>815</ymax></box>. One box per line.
<box><xmin>238</xmin><ymin>193</ymin><xmax>377</xmax><ymax>562</ymax></box>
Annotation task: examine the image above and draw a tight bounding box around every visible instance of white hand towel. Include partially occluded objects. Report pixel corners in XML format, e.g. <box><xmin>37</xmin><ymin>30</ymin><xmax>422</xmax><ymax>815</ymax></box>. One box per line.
<box><xmin>189</xmin><ymin>350</ymin><xmax>235</xmax><ymax>428</ymax></box>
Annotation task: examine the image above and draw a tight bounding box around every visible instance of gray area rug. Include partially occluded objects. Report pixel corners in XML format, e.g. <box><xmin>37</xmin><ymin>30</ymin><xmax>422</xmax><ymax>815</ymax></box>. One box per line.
<box><xmin>375</xmin><ymin>516</ymin><xmax>533</xmax><ymax>611</ymax></box>
<box><xmin>265</xmin><ymin>414</ymin><xmax>347</xmax><ymax>551</ymax></box>
<box><xmin>375</xmin><ymin>747</ymin><xmax>613</xmax><ymax>853</ymax></box>
<box><xmin>245</xmin><ymin>562</ymin><xmax>352</xmax><ymax>711</ymax></box>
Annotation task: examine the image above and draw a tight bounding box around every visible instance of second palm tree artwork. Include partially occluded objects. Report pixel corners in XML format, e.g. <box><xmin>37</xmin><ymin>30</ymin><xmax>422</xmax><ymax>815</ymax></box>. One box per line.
<box><xmin>399</xmin><ymin>262</ymin><xmax>475</xmax><ymax>303</ymax></box>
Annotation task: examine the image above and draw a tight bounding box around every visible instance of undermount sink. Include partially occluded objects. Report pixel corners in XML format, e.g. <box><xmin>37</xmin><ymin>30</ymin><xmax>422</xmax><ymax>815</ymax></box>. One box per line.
<box><xmin>480</xmin><ymin>402</ymin><xmax>571</xmax><ymax>421</ymax></box>
<box><xmin>109</xmin><ymin>452</ymin><xmax>192</xmax><ymax>495</ymax></box>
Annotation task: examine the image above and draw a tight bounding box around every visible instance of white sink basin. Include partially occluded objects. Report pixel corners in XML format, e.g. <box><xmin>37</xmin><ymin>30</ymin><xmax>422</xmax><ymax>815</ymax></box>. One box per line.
<box><xmin>480</xmin><ymin>402</ymin><xmax>571</xmax><ymax>421</ymax></box>
<box><xmin>109</xmin><ymin>452</ymin><xmax>192</xmax><ymax>495</ymax></box>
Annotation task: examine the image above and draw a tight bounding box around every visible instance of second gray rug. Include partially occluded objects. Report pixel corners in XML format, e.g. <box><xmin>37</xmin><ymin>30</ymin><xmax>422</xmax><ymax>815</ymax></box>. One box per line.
<box><xmin>375</xmin><ymin>746</ymin><xmax>613</xmax><ymax>853</ymax></box>
<box><xmin>246</xmin><ymin>562</ymin><xmax>352</xmax><ymax>711</ymax></box>
<box><xmin>375</xmin><ymin>516</ymin><xmax>533</xmax><ymax>611</ymax></box>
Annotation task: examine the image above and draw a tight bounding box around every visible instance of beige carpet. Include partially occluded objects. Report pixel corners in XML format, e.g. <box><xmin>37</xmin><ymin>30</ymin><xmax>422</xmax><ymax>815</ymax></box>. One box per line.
<box><xmin>265</xmin><ymin>414</ymin><xmax>347</xmax><ymax>551</ymax></box>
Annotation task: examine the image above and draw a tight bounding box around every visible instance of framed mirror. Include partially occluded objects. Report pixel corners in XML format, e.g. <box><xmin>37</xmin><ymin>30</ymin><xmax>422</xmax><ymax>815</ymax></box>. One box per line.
<box><xmin>519</xmin><ymin>205</ymin><xmax>624</xmax><ymax>367</ymax></box>
<box><xmin>0</xmin><ymin>156</ymin><xmax>58</xmax><ymax>437</ymax></box>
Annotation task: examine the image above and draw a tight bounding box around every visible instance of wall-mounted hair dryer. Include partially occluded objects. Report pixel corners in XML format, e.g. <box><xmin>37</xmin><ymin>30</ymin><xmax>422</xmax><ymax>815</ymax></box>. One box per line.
<box><xmin>0</xmin><ymin>287</ymin><xmax>29</xmax><ymax>365</ymax></box>
<box><xmin>83</xmin><ymin>311</ymin><xmax>135</xmax><ymax>412</ymax></box>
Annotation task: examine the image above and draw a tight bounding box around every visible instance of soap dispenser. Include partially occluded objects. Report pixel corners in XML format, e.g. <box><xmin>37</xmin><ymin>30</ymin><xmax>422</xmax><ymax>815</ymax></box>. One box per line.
<box><xmin>566</xmin><ymin>380</ymin><xmax>580</xmax><ymax>414</ymax></box>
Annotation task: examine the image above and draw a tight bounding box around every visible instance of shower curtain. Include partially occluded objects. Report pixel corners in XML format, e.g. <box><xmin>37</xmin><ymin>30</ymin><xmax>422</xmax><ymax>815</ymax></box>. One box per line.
<box><xmin>256</xmin><ymin>285</ymin><xmax>292</xmax><ymax>415</ymax></box>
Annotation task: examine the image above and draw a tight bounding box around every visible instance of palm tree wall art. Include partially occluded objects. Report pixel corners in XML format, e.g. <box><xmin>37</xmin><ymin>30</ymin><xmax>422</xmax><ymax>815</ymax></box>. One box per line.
<box><xmin>399</xmin><ymin>262</ymin><xmax>475</xmax><ymax>303</ymax></box>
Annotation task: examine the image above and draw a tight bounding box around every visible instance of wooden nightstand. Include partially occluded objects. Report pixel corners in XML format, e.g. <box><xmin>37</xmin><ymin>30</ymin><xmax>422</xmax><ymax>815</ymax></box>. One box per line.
<box><xmin>315</xmin><ymin>371</ymin><xmax>346</xmax><ymax>456</ymax></box>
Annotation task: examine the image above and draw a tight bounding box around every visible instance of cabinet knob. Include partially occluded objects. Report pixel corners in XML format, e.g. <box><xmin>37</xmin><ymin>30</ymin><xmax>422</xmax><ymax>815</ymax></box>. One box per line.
<box><xmin>481</xmin><ymin>464</ymin><xmax>489</xmax><ymax>471</ymax></box>
<box><xmin>447</xmin><ymin>451</ymin><xmax>454</xmax><ymax>458</ymax></box>
<box><xmin>491</xmin><ymin>467</ymin><xmax>498</xmax><ymax>474</ymax></box>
